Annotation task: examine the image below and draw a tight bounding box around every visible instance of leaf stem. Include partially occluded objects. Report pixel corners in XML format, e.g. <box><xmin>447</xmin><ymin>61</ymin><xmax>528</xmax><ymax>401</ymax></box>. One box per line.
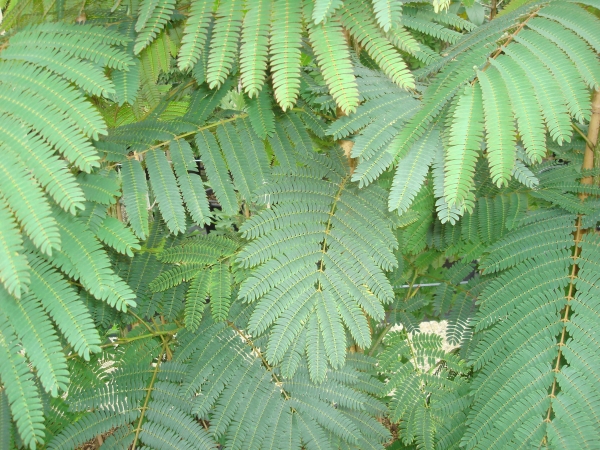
<box><xmin>571</xmin><ymin>123</ymin><xmax>595</xmax><ymax>150</ymax></box>
<box><xmin>471</xmin><ymin>8</ymin><xmax>541</xmax><ymax>86</ymax></box>
<box><xmin>226</xmin><ymin>320</ymin><xmax>291</xmax><ymax>400</ymax></box>
<box><xmin>99</xmin><ymin>329</ymin><xmax>180</xmax><ymax>348</ymax></box>
<box><xmin>131</xmin><ymin>341</ymin><xmax>167</xmax><ymax>450</ymax></box>
<box><xmin>126</xmin><ymin>115</ymin><xmax>249</xmax><ymax>160</ymax></box>
<box><xmin>368</xmin><ymin>272</ymin><xmax>419</xmax><ymax>357</ymax></box>
<box><xmin>542</xmin><ymin>89</ymin><xmax>600</xmax><ymax>436</ymax></box>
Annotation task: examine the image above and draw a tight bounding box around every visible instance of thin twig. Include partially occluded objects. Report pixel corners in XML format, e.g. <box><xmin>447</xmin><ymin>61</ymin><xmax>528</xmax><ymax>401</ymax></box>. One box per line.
<box><xmin>490</xmin><ymin>0</ymin><xmax>498</xmax><ymax>19</ymax></box>
<box><xmin>571</xmin><ymin>123</ymin><xmax>596</xmax><ymax>150</ymax></box>
<box><xmin>471</xmin><ymin>8</ymin><xmax>541</xmax><ymax>85</ymax></box>
<box><xmin>126</xmin><ymin>115</ymin><xmax>249</xmax><ymax>160</ymax></box>
<box><xmin>131</xmin><ymin>342</ymin><xmax>167</xmax><ymax>450</ymax></box>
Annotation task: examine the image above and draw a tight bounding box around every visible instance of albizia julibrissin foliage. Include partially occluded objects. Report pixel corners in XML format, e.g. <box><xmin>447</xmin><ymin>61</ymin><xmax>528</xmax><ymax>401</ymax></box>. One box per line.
<box><xmin>0</xmin><ymin>0</ymin><xmax>599</xmax><ymax>449</ymax></box>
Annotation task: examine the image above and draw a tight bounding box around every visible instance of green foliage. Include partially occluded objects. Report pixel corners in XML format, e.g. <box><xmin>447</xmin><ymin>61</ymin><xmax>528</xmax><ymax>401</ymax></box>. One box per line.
<box><xmin>42</xmin><ymin>305</ymin><xmax>389</xmax><ymax>450</ymax></box>
<box><xmin>0</xmin><ymin>317</ymin><xmax>44</xmax><ymax>449</ymax></box>
<box><xmin>340</xmin><ymin>0</ymin><xmax>415</xmax><ymax>90</ymax></box>
<box><xmin>206</xmin><ymin>0</ymin><xmax>244</xmax><ymax>89</ymax></box>
<box><xmin>134</xmin><ymin>0</ymin><xmax>177</xmax><ymax>55</ymax></box>
<box><xmin>388</xmin><ymin>1</ymin><xmax>600</xmax><ymax>220</ymax></box>
<box><xmin>379</xmin><ymin>331</ymin><xmax>470</xmax><ymax>450</ymax></box>
<box><xmin>149</xmin><ymin>233</ymin><xmax>240</xmax><ymax>325</ymax></box>
<box><xmin>172</xmin><ymin>0</ymin><xmax>458</xmax><ymax>111</ymax></box>
<box><xmin>237</xmin><ymin>149</ymin><xmax>397</xmax><ymax>379</ymax></box>
<box><xmin>308</xmin><ymin>15</ymin><xmax>360</xmax><ymax>114</ymax></box>
<box><xmin>0</xmin><ymin>1</ymin><xmax>599</xmax><ymax>449</ymax></box>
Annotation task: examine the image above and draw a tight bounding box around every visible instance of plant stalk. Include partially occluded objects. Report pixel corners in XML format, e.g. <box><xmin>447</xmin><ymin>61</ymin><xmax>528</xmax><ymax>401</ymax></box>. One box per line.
<box><xmin>583</xmin><ymin>90</ymin><xmax>600</xmax><ymax>186</ymax></box>
<box><xmin>542</xmin><ymin>89</ymin><xmax>600</xmax><ymax>437</ymax></box>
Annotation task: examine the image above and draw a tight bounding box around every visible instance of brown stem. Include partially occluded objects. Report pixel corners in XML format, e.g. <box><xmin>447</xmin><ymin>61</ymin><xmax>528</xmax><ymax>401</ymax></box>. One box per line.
<box><xmin>582</xmin><ymin>90</ymin><xmax>600</xmax><ymax>186</ymax></box>
<box><xmin>471</xmin><ymin>8</ymin><xmax>541</xmax><ymax>86</ymax></box>
<box><xmin>490</xmin><ymin>0</ymin><xmax>498</xmax><ymax>20</ymax></box>
<box><xmin>542</xmin><ymin>89</ymin><xmax>600</xmax><ymax>434</ymax></box>
<box><xmin>571</xmin><ymin>123</ymin><xmax>596</xmax><ymax>150</ymax></box>
<box><xmin>116</xmin><ymin>199</ymin><xmax>123</xmax><ymax>222</ymax></box>
<box><xmin>544</xmin><ymin>216</ymin><xmax>583</xmax><ymax>423</ymax></box>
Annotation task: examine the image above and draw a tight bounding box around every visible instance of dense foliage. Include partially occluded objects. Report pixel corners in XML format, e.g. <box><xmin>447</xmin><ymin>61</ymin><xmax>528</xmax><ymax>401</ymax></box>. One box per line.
<box><xmin>0</xmin><ymin>0</ymin><xmax>599</xmax><ymax>449</ymax></box>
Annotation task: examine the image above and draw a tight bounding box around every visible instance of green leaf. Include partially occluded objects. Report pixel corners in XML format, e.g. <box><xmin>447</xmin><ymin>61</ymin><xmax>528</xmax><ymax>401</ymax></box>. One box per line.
<box><xmin>465</xmin><ymin>3</ymin><xmax>485</xmax><ymax>25</ymax></box>
<box><xmin>489</xmin><ymin>56</ymin><xmax>546</xmax><ymax>164</ymax></box>
<box><xmin>0</xmin><ymin>318</ymin><xmax>44</xmax><ymax>450</ymax></box>
<box><xmin>2</xmin><ymin>292</ymin><xmax>68</xmax><ymax>397</ymax></box>
<box><xmin>0</xmin><ymin>86</ymin><xmax>100</xmax><ymax>172</ymax></box>
<box><xmin>401</xmin><ymin>17</ymin><xmax>462</xmax><ymax>44</ymax></box>
<box><xmin>7</xmin><ymin>25</ymin><xmax>133</xmax><ymax>71</ymax></box>
<box><xmin>134</xmin><ymin>0</ymin><xmax>177</xmax><ymax>54</ymax></box>
<box><xmin>216</xmin><ymin>123</ymin><xmax>255</xmax><ymax>201</ymax></box>
<box><xmin>28</xmin><ymin>255</ymin><xmax>102</xmax><ymax>360</ymax></box>
<box><xmin>113</xmin><ymin>59</ymin><xmax>141</xmax><ymax>106</ymax></box>
<box><xmin>209</xmin><ymin>263</ymin><xmax>232</xmax><ymax>322</ymax></box>
<box><xmin>145</xmin><ymin>401</ymin><xmax>214</xmax><ymax>449</ymax></box>
<box><xmin>1</xmin><ymin>46</ymin><xmax>114</xmax><ymax>97</ymax></box>
<box><xmin>52</xmin><ymin>208</ymin><xmax>136</xmax><ymax>311</ymax></box>
<box><xmin>477</xmin><ymin>68</ymin><xmax>516</xmax><ymax>187</ymax></box>
<box><xmin>270</xmin><ymin>0</ymin><xmax>303</xmax><ymax>110</ymax></box>
<box><xmin>121</xmin><ymin>159</ymin><xmax>150</xmax><ymax>240</ymax></box>
<box><xmin>0</xmin><ymin>389</ymin><xmax>14</xmax><ymax>450</ymax></box>
<box><xmin>0</xmin><ymin>118</ymin><xmax>85</xmax><ymax>215</ymax></box>
<box><xmin>306</xmin><ymin>314</ymin><xmax>328</xmax><ymax>383</ymax></box>
<box><xmin>515</xmin><ymin>29</ymin><xmax>590</xmax><ymax>123</ymax></box>
<box><xmin>308</xmin><ymin>17</ymin><xmax>360</xmax><ymax>114</ymax></box>
<box><xmin>0</xmin><ymin>61</ymin><xmax>107</xmax><ymax>140</ymax></box>
<box><xmin>341</xmin><ymin>0</ymin><xmax>414</xmax><ymax>90</ymax></box>
<box><xmin>327</xmin><ymin>93</ymin><xmax>408</xmax><ymax>140</ymax></box>
<box><xmin>185</xmin><ymin>270</ymin><xmax>211</xmax><ymax>331</ymax></box>
<box><xmin>289</xmin><ymin>396</ymin><xmax>360</xmax><ymax>444</ymax></box>
<box><xmin>195</xmin><ymin>130</ymin><xmax>238</xmax><ymax>215</ymax></box>
<box><xmin>372</xmin><ymin>0</ymin><xmax>402</xmax><ymax>32</ymax></box>
<box><xmin>0</xmin><ymin>150</ymin><xmax>60</xmax><ymax>256</ymax></box>
<box><xmin>280</xmin><ymin>330</ymin><xmax>306</xmax><ymax>379</ymax></box>
<box><xmin>47</xmin><ymin>409</ymin><xmax>141</xmax><ymax>450</ymax></box>
<box><xmin>95</xmin><ymin>216</ymin><xmax>141</xmax><ymax>257</ymax></box>
<box><xmin>268</xmin><ymin>122</ymin><xmax>296</xmax><ymax>174</ymax></box>
<box><xmin>77</xmin><ymin>171</ymin><xmax>120</xmax><ymax>205</ymax></box>
<box><xmin>283</xmin><ymin>113</ymin><xmax>314</xmax><ymax>158</ymax></box>
<box><xmin>312</xmin><ymin>0</ymin><xmax>343</xmax><ymax>24</ymax></box>
<box><xmin>240</xmin><ymin>0</ymin><xmax>271</xmax><ymax>97</ymax></box>
<box><xmin>170</xmin><ymin>139</ymin><xmax>211</xmax><ymax>227</ymax></box>
<box><xmin>149</xmin><ymin>264</ymin><xmax>205</xmax><ymax>292</ymax></box>
<box><xmin>146</xmin><ymin>148</ymin><xmax>187</xmax><ymax>234</ymax></box>
<box><xmin>246</xmin><ymin>87</ymin><xmax>275</xmax><ymax>139</ymax></box>
<box><xmin>265</xmin><ymin>289</ymin><xmax>316</xmax><ymax>365</ymax></box>
<box><xmin>0</xmin><ymin>196</ymin><xmax>29</xmax><ymax>297</ymax></box>
<box><xmin>388</xmin><ymin>127</ymin><xmax>438</xmax><ymax>214</ymax></box>
<box><xmin>538</xmin><ymin>3</ymin><xmax>600</xmax><ymax>52</ymax></box>
<box><xmin>316</xmin><ymin>290</ymin><xmax>346</xmax><ymax>368</ymax></box>
<box><xmin>444</xmin><ymin>84</ymin><xmax>484</xmax><ymax>208</ymax></box>
<box><xmin>206</xmin><ymin>0</ymin><xmax>244</xmax><ymax>88</ymax></box>
<box><xmin>502</xmin><ymin>44</ymin><xmax>572</xmax><ymax>145</ymax></box>
<box><xmin>238</xmin><ymin>117</ymin><xmax>271</xmax><ymax>185</ymax></box>
<box><xmin>527</xmin><ymin>17</ymin><xmax>600</xmax><ymax>91</ymax></box>
<box><xmin>185</xmin><ymin>79</ymin><xmax>234</xmax><ymax>124</ymax></box>
<box><xmin>177</xmin><ymin>0</ymin><xmax>213</xmax><ymax>71</ymax></box>
<box><xmin>136</xmin><ymin>0</ymin><xmax>160</xmax><ymax>33</ymax></box>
